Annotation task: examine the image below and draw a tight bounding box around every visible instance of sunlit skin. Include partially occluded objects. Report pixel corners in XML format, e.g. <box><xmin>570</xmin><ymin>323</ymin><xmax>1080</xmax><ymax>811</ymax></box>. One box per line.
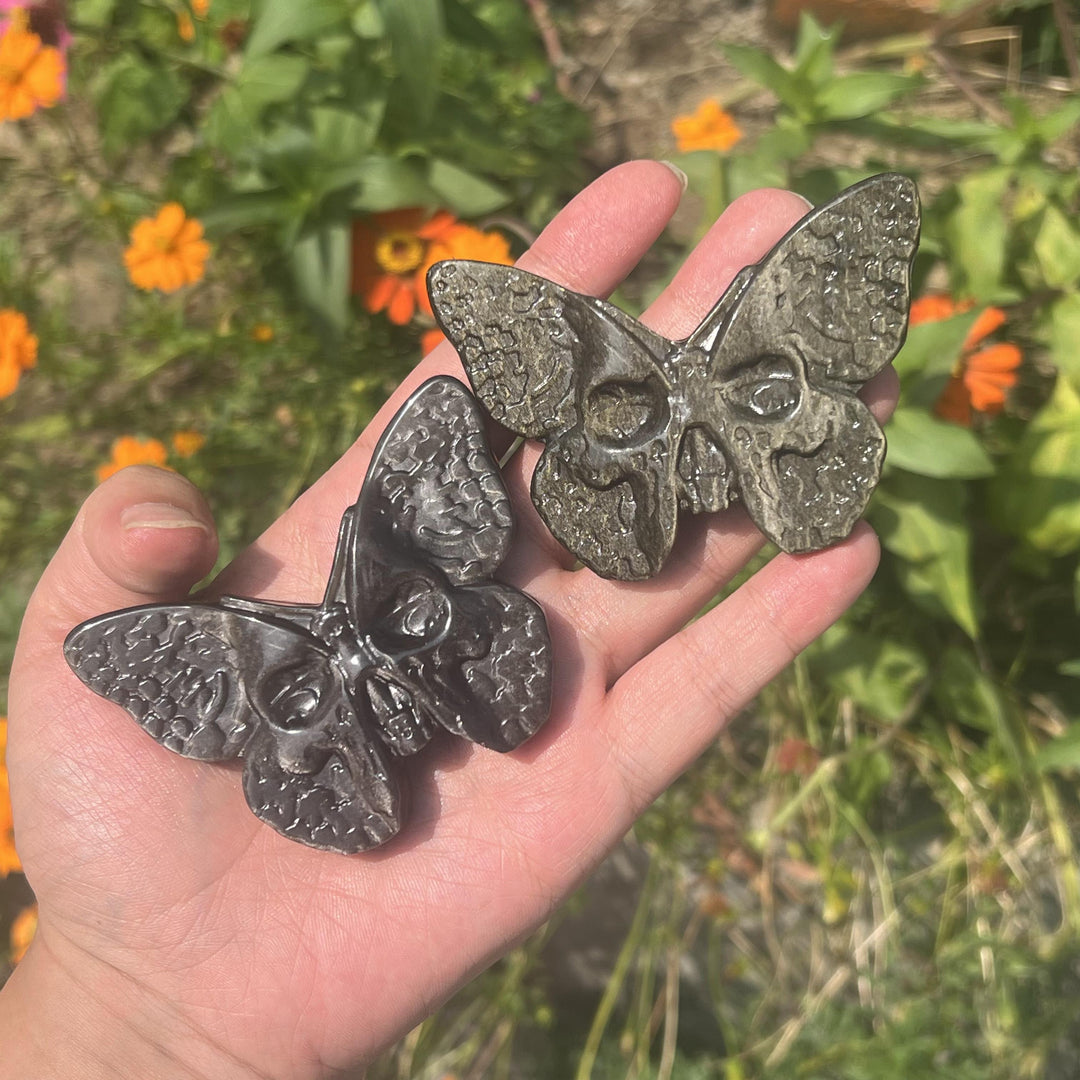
<box><xmin>0</xmin><ymin>163</ymin><xmax>897</xmax><ymax>1079</ymax></box>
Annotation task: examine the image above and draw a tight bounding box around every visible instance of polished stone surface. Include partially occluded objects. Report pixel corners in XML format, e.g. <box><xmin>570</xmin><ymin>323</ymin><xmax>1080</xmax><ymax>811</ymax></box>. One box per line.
<box><xmin>429</xmin><ymin>173</ymin><xmax>920</xmax><ymax>580</ymax></box>
<box><xmin>65</xmin><ymin>377</ymin><xmax>553</xmax><ymax>853</ymax></box>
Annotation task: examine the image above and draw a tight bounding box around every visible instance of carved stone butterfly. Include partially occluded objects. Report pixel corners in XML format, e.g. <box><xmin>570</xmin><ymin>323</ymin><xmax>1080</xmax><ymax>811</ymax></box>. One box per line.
<box><xmin>428</xmin><ymin>173</ymin><xmax>920</xmax><ymax>580</ymax></box>
<box><xmin>64</xmin><ymin>377</ymin><xmax>552</xmax><ymax>854</ymax></box>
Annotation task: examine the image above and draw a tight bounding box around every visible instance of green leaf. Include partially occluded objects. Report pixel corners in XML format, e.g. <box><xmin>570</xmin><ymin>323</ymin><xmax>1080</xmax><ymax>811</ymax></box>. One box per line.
<box><xmin>378</xmin><ymin>0</ymin><xmax>444</xmax><ymax>122</ymax></box>
<box><xmin>311</xmin><ymin>105</ymin><xmax>384</xmax><ymax>162</ymax></box>
<box><xmin>1034</xmin><ymin>96</ymin><xmax>1080</xmax><ymax>145</ymax></box>
<box><xmin>290</xmin><ymin>223</ymin><xmax>350</xmax><ymax>336</ymax></box>
<box><xmin>816</xmin><ymin>72</ymin><xmax>920</xmax><ymax>121</ymax></box>
<box><xmin>427</xmin><ymin>159</ymin><xmax>509</xmax><ymax>215</ymax></box>
<box><xmin>351</xmin><ymin>0</ymin><xmax>385</xmax><ymax>38</ymax></box>
<box><xmin>95</xmin><ymin>55</ymin><xmax>187</xmax><ymax>156</ymax></box>
<box><xmin>236</xmin><ymin>54</ymin><xmax>311</xmax><ymax>109</ymax></box>
<box><xmin>722</xmin><ymin>43</ymin><xmax>800</xmax><ymax>106</ymax></box>
<box><xmin>199</xmin><ymin>191</ymin><xmax>296</xmax><ymax>233</ymax></box>
<box><xmin>1047</xmin><ymin>292</ymin><xmax>1080</xmax><ymax>383</ymax></box>
<box><xmin>886</xmin><ymin>408</ymin><xmax>995</xmax><ymax>479</ymax></box>
<box><xmin>811</xmin><ymin>625</ymin><xmax>927</xmax><ymax>722</ymax></box>
<box><xmin>989</xmin><ymin>375</ymin><xmax>1080</xmax><ymax>556</ymax></box>
<box><xmin>792</xmin><ymin>11</ymin><xmax>838</xmax><ymax>86</ymax></box>
<box><xmin>945</xmin><ymin>168</ymin><xmax>1010</xmax><ymax>300</ymax></box>
<box><xmin>349</xmin><ymin>156</ymin><xmax>438</xmax><ymax>211</ymax></box>
<box><xmin>1035</xmin><ymin>723</ymin><xmax>1080</xmax><ymax>772</ymax></box>
<box><xmin>204</xmin><ymin>55</ymin><xmax>311</xmax><ymax>151</ymax></box>
<box><xmin>872</xmin><ymin>472</ymin><xmax>979</xmax><ymax>637</ymax></box>
<box><xmin>443</xmin><ymin>0</ymin><xmax>500</xmax><ymax>48</ymax></box>
<box><xmin>78</xmin><ymin>0</ymin><xmax>118</xmax><ymax>28</ymax></box>
<box><xmin>932</xmin><ymin>647</ymin><xmax>1012</xmax><ymax>742</ymax></box>
<box><xmin>246</xmin><ymin>0</ymin><xmax>350</xmax><ymax>59</ymax></box>
<box><xmin>1033</xmin><ymin>204</ymin><xmax>1080</xmax><ymax>290</ymax></box>
<box><xmin>893</xmin><ymin>309</ymin><xmax>979</xmax><ymax>381</ymax></box>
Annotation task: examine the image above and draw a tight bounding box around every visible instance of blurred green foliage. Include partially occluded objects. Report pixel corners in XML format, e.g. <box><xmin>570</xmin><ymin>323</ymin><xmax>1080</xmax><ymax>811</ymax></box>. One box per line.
<box><xmin>3</xmin><ymin>0</ymin><xmax>1080</xmax><ymax>1077</ymax></box>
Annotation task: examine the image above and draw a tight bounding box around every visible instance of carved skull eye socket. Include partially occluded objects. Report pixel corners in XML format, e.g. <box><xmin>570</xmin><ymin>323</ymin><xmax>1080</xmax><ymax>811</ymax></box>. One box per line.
<box><xmin>726</xmin><ymin>356</ymin><xmax>802</xmax><ymax>422</ymax></box>
<box><xmin>261</xmin><ymin>660</ymin><xmax>330</xmax><ymax>731</ymax></box>
<box><xmin>585</xmin><ymin>376</ymin><xmax>669</xmax><ymax>448</ymax></box>
<box><xmin>373</xmin><ymin>577</ymin><xmax>451</xmax><ymax>652</ymax></box>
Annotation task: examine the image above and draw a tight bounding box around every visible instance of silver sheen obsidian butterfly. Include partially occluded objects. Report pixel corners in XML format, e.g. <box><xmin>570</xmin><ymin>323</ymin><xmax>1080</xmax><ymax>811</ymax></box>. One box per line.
<box><xmin>64</xmin><ymin>377</ymin><xmax>552</xmax><ymax>854</ymax></box>
<box><xmin>428</xmin><ymin>173</ymin><xmax>920</xmax><ymax>581</ymax></box>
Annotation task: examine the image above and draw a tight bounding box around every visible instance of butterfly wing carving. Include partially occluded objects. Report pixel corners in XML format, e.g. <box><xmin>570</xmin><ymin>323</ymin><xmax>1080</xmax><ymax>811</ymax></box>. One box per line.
<box><xmin>343</xmin><ymin>376</ymin><xmax>553</xmax><ymax>752</ymax></box>
<box><xmin>64</xmin><ymin>377</ymin><xmax>552</xmax><ymax>852</ymax></box>
<box><xmin>428</xmin><ymin>174</ymin><xmax>919</xmax><ymax>578</ymax></box>
<box><xmin>64</xmin><ymin>602</ymin><xmax>402</xmax><ymax>852</ymax></box>
<box><xmin>428</xmin><ymin>261</ymin><xmax>680</xmax><ymax>579</ymax></box>
<box><xmin>695</xmin><ymin>172</ymin><xmax>920</xmax><ymax>552</ymax></box>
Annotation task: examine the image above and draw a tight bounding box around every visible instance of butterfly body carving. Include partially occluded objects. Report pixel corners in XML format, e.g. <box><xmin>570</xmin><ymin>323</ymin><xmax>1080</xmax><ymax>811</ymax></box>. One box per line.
<box><xmin>428</xmin><ymin>173</ymin><xmax>920</xmax><ymax>580</ymax></box>
<box><xmin>64</xmin><ymin>377</ymin><xmax>552</xmax><ymax>853</ymax></box>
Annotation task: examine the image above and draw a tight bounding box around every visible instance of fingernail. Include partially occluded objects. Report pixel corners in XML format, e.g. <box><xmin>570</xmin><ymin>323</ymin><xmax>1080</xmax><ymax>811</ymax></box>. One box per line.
<box><xmin>659</xmin><ymin>160</ymin><xmax>689</xmax><ymax>192</ymax></box>
<box><xmin>121</xmin><ymin>503</ymin><xmax>209</xmax><ymax>532</ymax></box>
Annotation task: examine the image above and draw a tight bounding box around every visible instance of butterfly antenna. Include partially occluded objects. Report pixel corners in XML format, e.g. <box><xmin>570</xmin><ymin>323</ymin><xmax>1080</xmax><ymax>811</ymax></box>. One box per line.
<box><xmin>498</xmin><ymin>435</ymin><xmax>525</xmax><ymax>470</ymax></box>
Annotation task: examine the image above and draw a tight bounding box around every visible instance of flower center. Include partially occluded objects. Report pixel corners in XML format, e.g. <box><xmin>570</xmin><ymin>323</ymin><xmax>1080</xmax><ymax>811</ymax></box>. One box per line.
<box><xmin>374</xmin><ymin>232</ymin><xmax>424</xmax><ymax>275</ymax></box>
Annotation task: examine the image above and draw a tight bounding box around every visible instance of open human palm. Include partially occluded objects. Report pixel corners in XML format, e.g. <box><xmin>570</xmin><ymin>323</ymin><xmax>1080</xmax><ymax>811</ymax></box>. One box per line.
<box><xmin>2</xmin><ymin>162</ymin><xmax>895</xmax><ymax>1079</ymax></box>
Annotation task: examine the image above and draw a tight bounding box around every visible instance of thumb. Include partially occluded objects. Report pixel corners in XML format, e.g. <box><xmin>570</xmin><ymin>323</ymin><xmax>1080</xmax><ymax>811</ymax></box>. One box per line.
<box><xmin>19</xmin><ymin>466</ymin><xmax>219</xmax><ymax>649</ymax></box>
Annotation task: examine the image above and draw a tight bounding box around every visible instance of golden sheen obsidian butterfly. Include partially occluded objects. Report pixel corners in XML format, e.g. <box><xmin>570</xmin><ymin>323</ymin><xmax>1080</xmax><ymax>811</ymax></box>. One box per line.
<box><xmin>64</xmin><ymin>378</ymin><xmax>552</xmax><ymax>854</ymax></box>
<box><xmin>428</xmin><ymin>173</ymin><xmax>920</xmax><ymax>581</ymax></box>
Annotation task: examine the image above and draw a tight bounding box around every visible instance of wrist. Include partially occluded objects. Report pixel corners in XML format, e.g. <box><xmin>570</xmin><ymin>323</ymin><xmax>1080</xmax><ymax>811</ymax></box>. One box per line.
<box><xmin>0</xmin><ymin>923</ymin><xmax>265</xmax><ymax>1080</ymax></box>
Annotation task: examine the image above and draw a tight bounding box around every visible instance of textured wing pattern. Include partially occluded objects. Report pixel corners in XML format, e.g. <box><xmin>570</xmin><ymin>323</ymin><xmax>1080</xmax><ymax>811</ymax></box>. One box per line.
<box><xmin>737</xmin><ymin>393</ymin><xmax>886</xmax><ymax>553</ymax></box>
<box><xmin>428</xmin><ymin>260</ymin><xmax>580</xmax><ymax>437</ymax></box>
<box><xmin>712</xmin><ymin>173</ymin><xmax>919</xmax><ymax>386</ymax></box>
<box><xmin>64</xmin><ymin>606</ymin><xmax>254</xmax><ymax>760</ymax></box>
<box><xmin>365</xmin><ymin>377</ymin><xmax>514</xmax><ymax>585</ymax></box>
<box><xmin>532</xmin><ymin>448</ymin><xmax>679</xmax><ymax>581</ymax></box>
<box><xmin>242</xmin><ymin>712</ymin><xmax>402</xmax><ymax>854</ymax></box>
<box><xmin>441</xmin><ymin>584</ymin><xmax>552</xmax><ymax>751</ymax></box>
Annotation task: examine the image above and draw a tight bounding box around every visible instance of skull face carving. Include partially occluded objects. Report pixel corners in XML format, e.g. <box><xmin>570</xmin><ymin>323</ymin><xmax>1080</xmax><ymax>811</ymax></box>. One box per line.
<box><xmin>428</xmin><ymin>173</ymin><xmax>920</xmax><ymax>580</ymax></box>
<box><xmin>64</xmin><ymin>378</ymin><xmax>553</xmax><ymax>853</ymax></box>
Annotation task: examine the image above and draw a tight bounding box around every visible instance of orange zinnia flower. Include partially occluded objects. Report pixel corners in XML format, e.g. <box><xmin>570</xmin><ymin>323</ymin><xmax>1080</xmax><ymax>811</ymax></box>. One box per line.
<box><xmin>910</xmin><ymin>295</ymin><xmax>1022</xmax><ymax>426</ymax></box>
<box><xmin>671</xmin><ymin>98</ymin><xmax>742</xmax><ymax>153</ymax></box>
<box><xmin>421</xmin><ymin>328</ymin><xmax>445</xmax><ymax>356</ymax></box>
<box><xmin>351</xmin><ymin>209</ymin><xmax>512</xmax><ymax>326</ymax></box>
<box><xmin>124</xmin><ymin>203</ymin><xmax>210</xmax><ymax>293</ymax></box>
<box><xmin>10</xmin><ymin>903</ymin><xmax>37</xmax><ymax>963</ymax></box>
<box><xmin>171</xmin><ymin>429</ymin><xmax>205</xmax><ymax>457</ymax></box>
<box><xmin>177</xmin><ymin>11</ymin><xmax>194</xmax><ymax>40</ymax></box>
<box><xmin>96</xmin><ymin>435</ymin><xmax>170</xmax><ymax>483</ymax></box>
<box><xmin>0</xmin><ymin>7</ymin><xmax>64</xmax><ymax>121</ymax></box>
<box><xmin>0</xmin><ymin>307</ymin><xmax>37</xmax><ymax>398</ymax></box>
<box><xmin>192</xmin><ymin>0</ymin><xmax>210</xmax><ymax>16</ymax></box>
<box><xmin>0</xmin><ymin>717</ymin><xmax>20</xmax><ymax>878</ymax></box>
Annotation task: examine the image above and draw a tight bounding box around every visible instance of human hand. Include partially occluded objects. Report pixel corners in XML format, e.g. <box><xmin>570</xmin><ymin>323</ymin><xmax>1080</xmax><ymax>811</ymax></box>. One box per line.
<box><xmin>0</xmin><ymin>161</ymin><xmax>896</xmax><ymax>1079</ymax></box>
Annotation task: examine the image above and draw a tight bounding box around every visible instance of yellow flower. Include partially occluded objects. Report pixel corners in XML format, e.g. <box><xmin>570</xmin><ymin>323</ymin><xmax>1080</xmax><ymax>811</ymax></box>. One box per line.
<box><xmin>0</xmin><ymin>717</ymin><xmax>20</xmax><ymax>878</ymax></box>
<box><xmin>124</xmin><ymin>203</ymin><xmax>210</xmax><ymax>293</ymax></box>
<box><xmin>96</xmin><ymin>435</ymin><xmax>170</xmax><ymax>483</ymax></box>
<box><xmin>10</xmin><ymin>904</ymin><xmax>37</xmax><ymax>963</ymax></box>
<box><xmin>0</xmin><ymin>307</ymin><xmax>37</xmax><ymax>398</ymax></box>
<box><xmin>0</xmin><ymin>7</ymin><xmax>65</xmax><ymax>122</ymax></box>
<box><xmin>171</xmin><ymin>429</ymin><xmax>205</xmax><ymax>458</ymax></box>
<box><xmin>251</xmin><ymin>322</ymin><xmax>274</xmax><ymax>343</ymax></box>
<box><xmin>177</xmin><ymin>11</ymin><xmax>194</xmax><ymax>41</ymax></box>
<box><xmin>671</xmin><ymin>98</ymin><xmax>742</xmax><ymax>153</ymax></box>
<box><xmin>351</xmin><ymin>209</ymin><xmax>512</xmax><ymax>326</ymax></box>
